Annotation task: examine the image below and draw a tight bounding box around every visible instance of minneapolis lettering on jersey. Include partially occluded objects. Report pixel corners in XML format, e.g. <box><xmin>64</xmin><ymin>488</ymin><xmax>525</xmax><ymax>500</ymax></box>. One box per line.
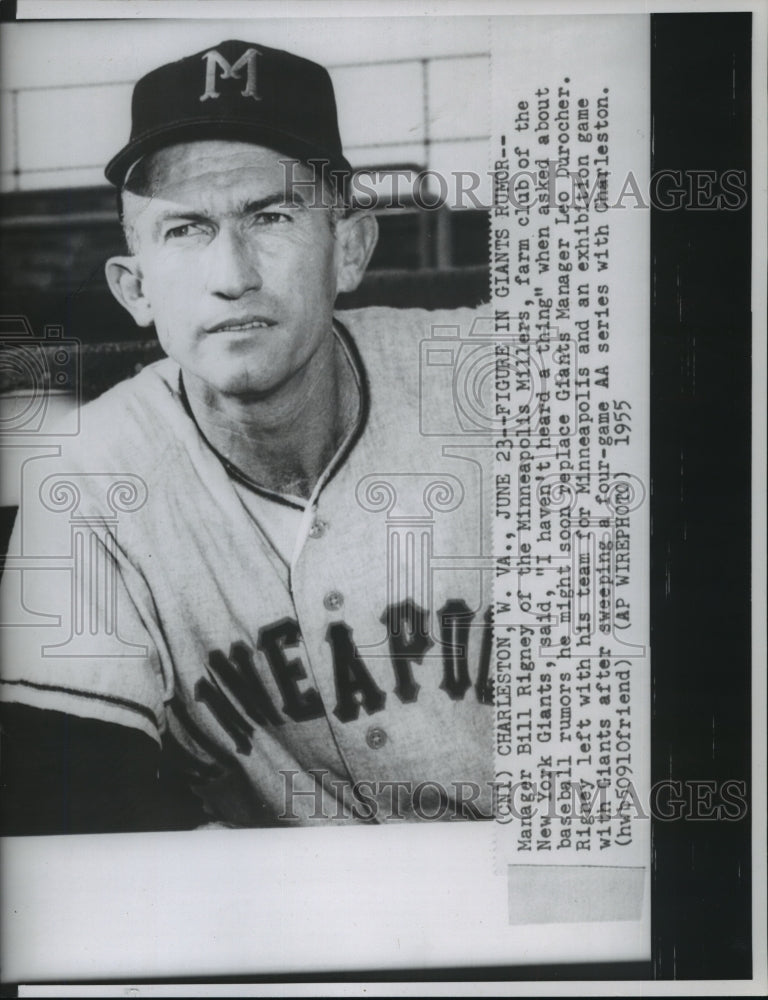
<box><xmin>194</xmin><ymin>599</ymin><xmax>494</xmax><ymax>755</ymax></box>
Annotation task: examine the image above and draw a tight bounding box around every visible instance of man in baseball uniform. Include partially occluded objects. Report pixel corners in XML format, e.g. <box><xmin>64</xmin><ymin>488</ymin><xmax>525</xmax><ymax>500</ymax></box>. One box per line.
<box><xmin>0</xmin><ymin>40</ymin><xmax>494</xmax><ymax>833</ymax></box>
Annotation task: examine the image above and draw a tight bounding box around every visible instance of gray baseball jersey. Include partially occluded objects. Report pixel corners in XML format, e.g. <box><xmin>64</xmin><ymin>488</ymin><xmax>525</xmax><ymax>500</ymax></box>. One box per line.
<box><xmin>0</xmin><ymin>306</ymin><xmax>494</xmax><ymax>825</ymax></box>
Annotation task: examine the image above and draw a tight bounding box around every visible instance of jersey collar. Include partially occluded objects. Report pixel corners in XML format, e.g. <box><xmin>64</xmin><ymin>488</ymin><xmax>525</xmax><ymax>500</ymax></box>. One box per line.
<box><xmin>176</xmin><ymin>318</ymin><xmax>369</xmax><ymax>511</ymax></box>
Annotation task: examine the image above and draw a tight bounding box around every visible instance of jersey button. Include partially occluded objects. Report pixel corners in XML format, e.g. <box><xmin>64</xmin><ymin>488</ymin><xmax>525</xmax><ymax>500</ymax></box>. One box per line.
<box><xmin>366</xmin><ymin>726</ymin><xmax>388</xmax><ymax>750</ymax></box>
<box><xmin>323</xmin><ymin>590</ymin><xmax>344</xmax><ymax>612</ymax></box>
<box><xmin>309</xmin><ymin>518</ymin><xmax>328</xmax><ymax>539</ymax></box>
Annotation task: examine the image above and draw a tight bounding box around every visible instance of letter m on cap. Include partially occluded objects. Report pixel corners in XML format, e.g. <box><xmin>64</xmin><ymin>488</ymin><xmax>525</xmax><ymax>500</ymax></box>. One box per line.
<box><xmin>200</xmin><ymin>47</ymin><xmax>261</xmax><ymax>102</ymax></box>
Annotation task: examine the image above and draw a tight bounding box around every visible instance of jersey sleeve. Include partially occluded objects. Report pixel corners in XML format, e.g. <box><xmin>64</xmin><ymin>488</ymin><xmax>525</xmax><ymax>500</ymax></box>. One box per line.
<box><xmin>0</xmin><ymin>447</ymin><xmax>171</xmax><ymax>746</ymax></box>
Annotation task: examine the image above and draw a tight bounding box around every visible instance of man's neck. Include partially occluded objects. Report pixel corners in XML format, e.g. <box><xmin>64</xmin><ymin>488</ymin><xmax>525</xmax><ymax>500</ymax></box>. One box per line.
<box><xmin>182</xmin><ymin>329</ymin><xmax>360</xmax><ymax>500</ymax></box>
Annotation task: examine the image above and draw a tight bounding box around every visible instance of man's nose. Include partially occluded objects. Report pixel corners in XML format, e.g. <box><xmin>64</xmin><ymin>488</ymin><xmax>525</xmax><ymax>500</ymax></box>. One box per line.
<box><xmin>205</xmin><ymin>226</ymin><xmax>263</xmax><ymax>298</ymax></box>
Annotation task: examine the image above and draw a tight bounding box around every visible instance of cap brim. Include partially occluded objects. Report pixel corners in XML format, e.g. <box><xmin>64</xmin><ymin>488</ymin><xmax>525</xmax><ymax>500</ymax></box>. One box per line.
<box><xmin>105</xmin><ymin>118</ymin><xmax>352</xmax><ymax>187</ymax></box>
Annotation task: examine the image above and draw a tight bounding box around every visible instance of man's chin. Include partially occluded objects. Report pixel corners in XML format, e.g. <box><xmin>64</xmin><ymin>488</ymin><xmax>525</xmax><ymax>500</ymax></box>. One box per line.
<box><xmin>194</xmin><ymin>368</ymin><xmax>286</xmax><ymax>403</ymax></box>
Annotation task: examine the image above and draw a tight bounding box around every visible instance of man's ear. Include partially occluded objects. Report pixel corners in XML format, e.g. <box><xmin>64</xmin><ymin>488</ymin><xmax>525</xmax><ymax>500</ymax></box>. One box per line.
<box><xmin>334</xmin><ymin>212</ymin><xmax>379</xmax><ymax>295</ymax></box>
<box><xmin>105</xmin><ymin>256</ymin><xmax>154</xmax><ymax>328</ymax></box>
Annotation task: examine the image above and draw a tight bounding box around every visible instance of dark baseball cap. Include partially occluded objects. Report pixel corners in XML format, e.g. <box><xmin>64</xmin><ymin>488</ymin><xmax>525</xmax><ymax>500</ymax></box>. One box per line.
<box><xmin>105</xmin><ymin>39</ymin><xmax>352</xmax><ymax>187</ymax></box>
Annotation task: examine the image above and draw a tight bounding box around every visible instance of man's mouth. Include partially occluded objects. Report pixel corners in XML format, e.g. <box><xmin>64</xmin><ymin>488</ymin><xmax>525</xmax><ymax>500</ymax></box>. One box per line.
<box><xmin>207</xmin><ymin>316</ymin><xmax>275</xmax><ymax>333</ymax></box>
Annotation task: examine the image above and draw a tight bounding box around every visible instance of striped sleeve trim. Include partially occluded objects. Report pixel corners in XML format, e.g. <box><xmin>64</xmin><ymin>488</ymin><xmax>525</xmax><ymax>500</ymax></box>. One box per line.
<box><xmin>0</xmin><ymin>677</ymin><xmax>161</xmax><ymax>730</ymax></box>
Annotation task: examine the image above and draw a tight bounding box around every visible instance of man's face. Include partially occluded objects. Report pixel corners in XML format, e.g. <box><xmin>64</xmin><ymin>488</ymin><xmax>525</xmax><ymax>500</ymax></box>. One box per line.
<box><xmin>115</xmin><ymin>141</ymin><xmax>355</xmax><ymax>399</ymax></box>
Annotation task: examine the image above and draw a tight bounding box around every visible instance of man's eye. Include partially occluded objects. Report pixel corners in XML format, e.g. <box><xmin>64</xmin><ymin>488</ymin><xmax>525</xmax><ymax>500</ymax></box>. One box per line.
<box><xmin>253</xmin><ymin>211</ymin><xmax>292</xmax><ymax>226</ymax></box>
<box><xmin>164</xmin><ymin>223</ymin><xmax>206</xmax><ymax>240</ymax></box>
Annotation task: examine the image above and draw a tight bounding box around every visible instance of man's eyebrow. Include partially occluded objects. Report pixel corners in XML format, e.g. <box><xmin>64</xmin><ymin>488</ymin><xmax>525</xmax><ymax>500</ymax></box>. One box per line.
<box><xmin>240</xmin><ymin>190</ymin><xmax>310</xmax><ymax>212</ymax></box>
<box><xmin>151</xmin><ymin>209</ymin><xmax>208</xmax><ymax>240</ymax></box>
<box><xmin>150</xmin><ymin>190</ymin><xmax>310</xmax><ymax>238</ymax></box>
